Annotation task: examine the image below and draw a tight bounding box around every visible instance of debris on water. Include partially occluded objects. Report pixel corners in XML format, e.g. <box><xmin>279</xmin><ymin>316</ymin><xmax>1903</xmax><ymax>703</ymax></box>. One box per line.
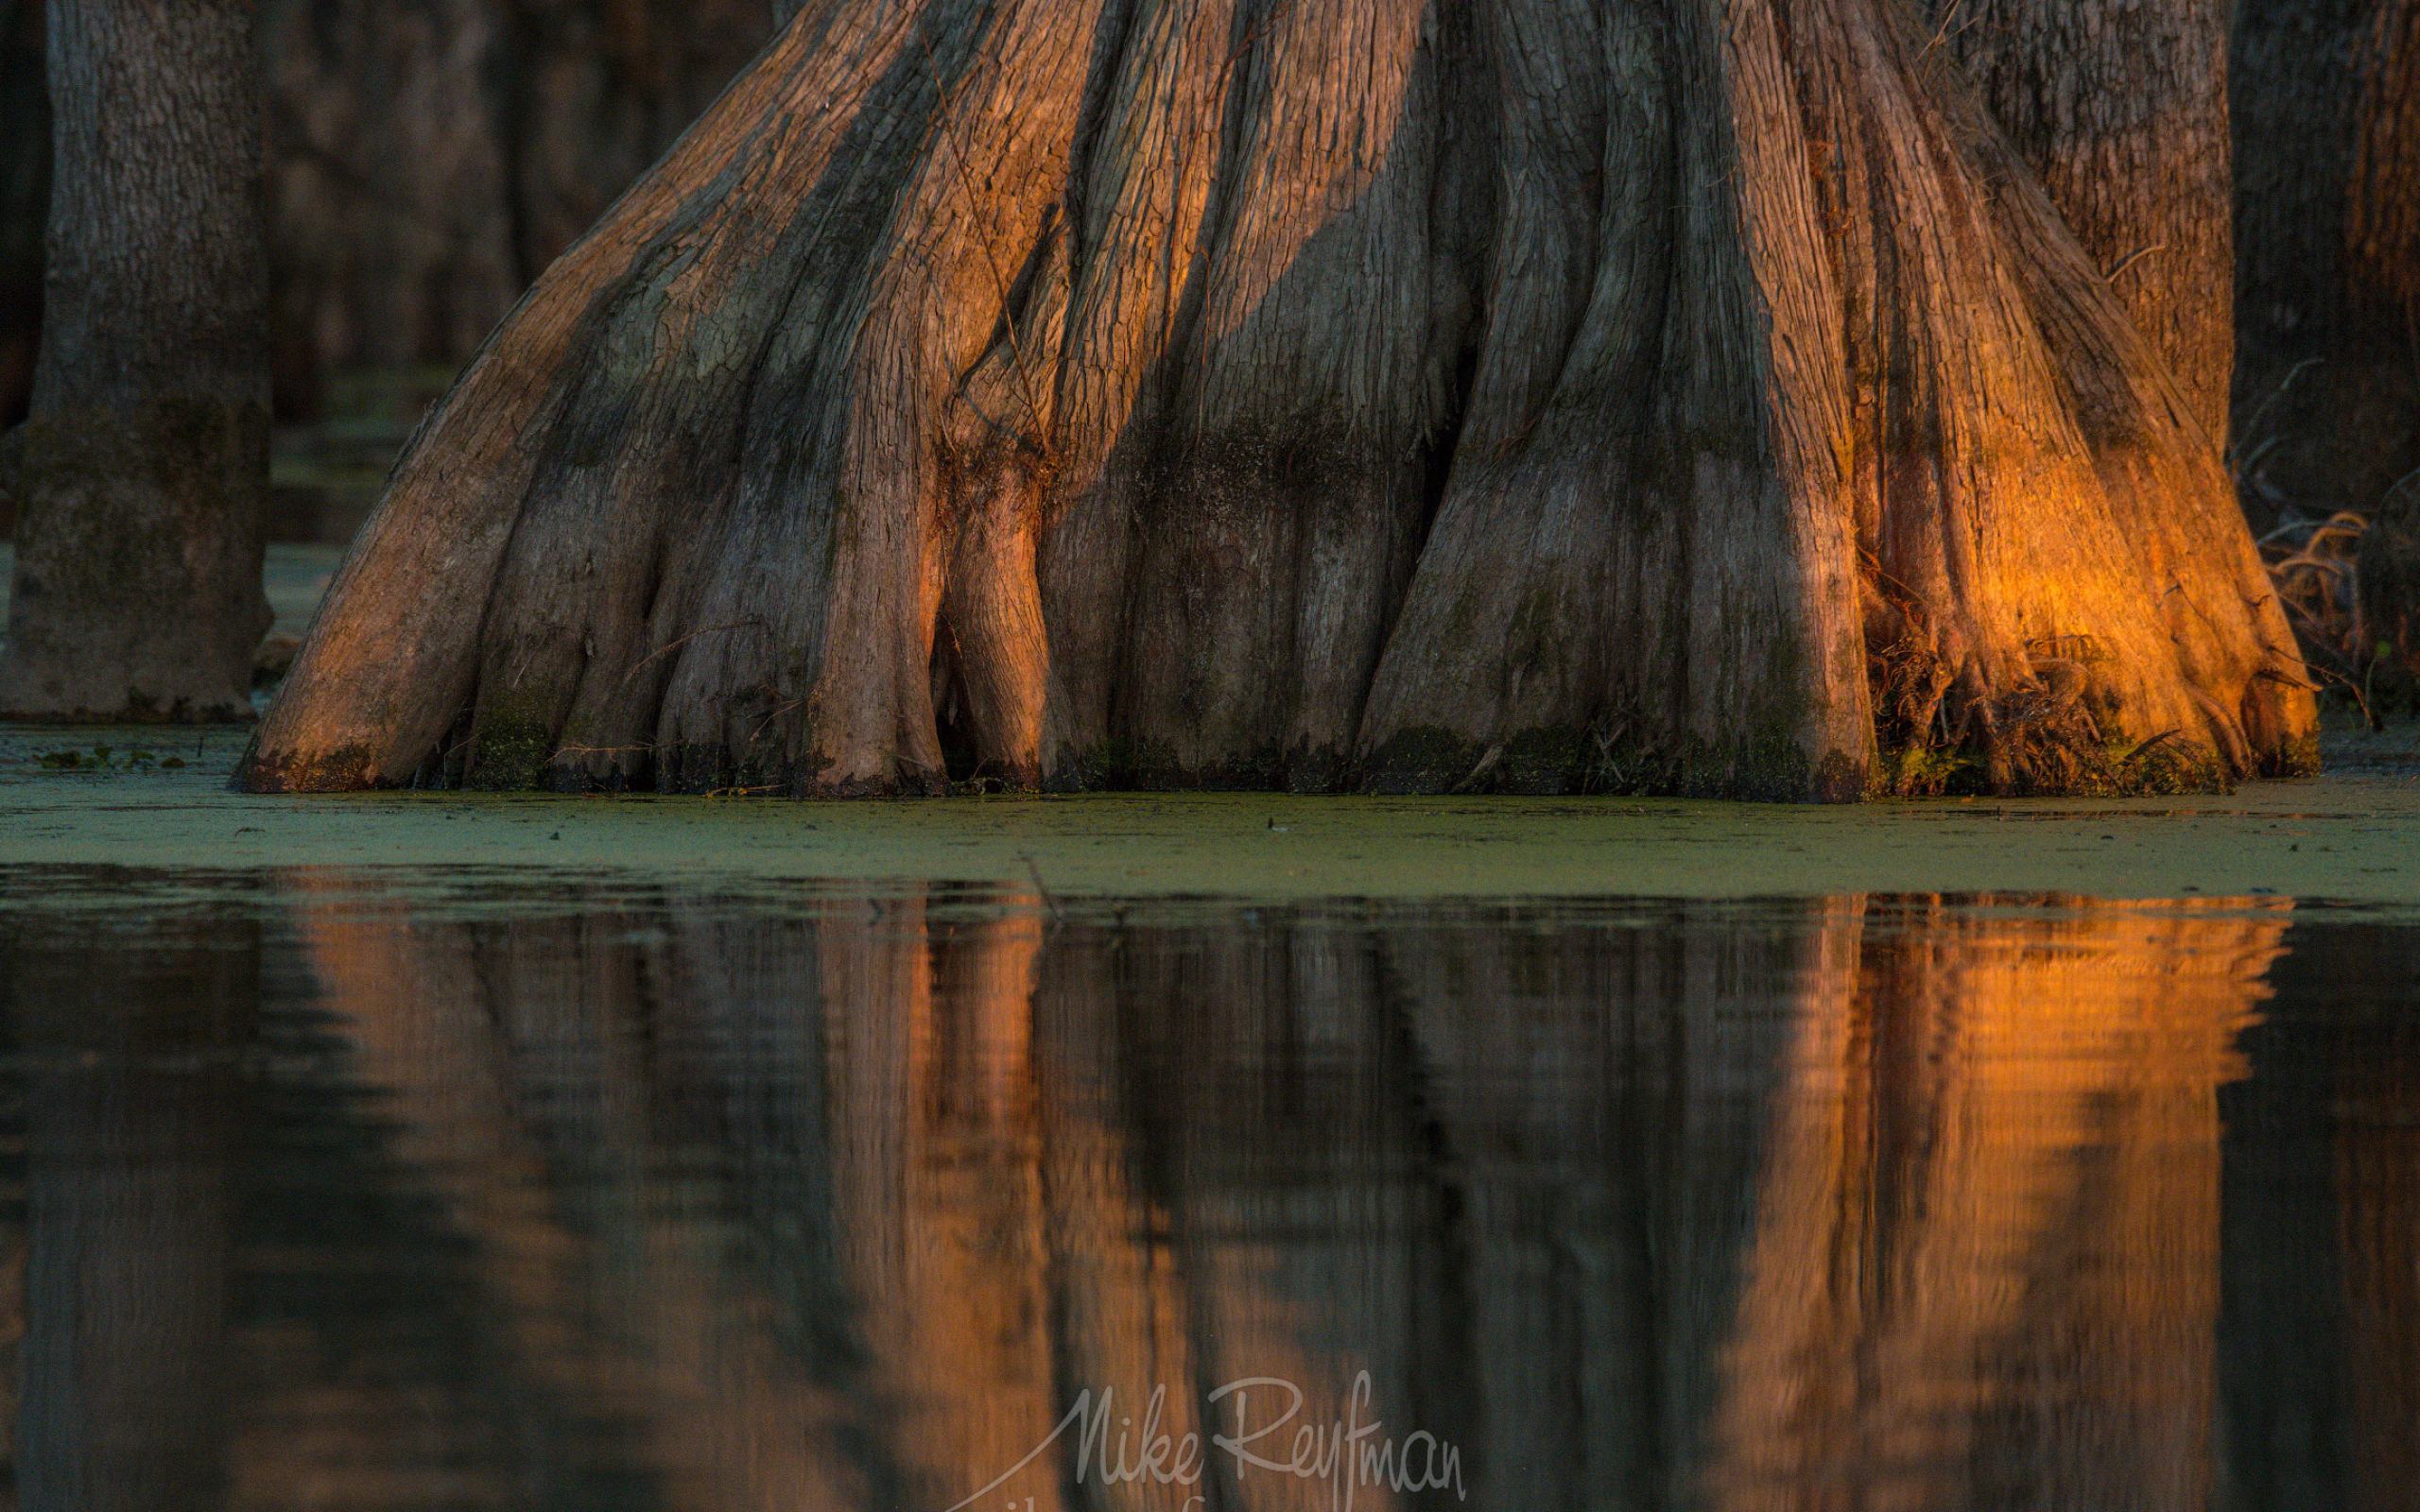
<box><xmin>37</xmin><ymin>745</ymin><xmax>165</xmax><ymax>772</ymax></box>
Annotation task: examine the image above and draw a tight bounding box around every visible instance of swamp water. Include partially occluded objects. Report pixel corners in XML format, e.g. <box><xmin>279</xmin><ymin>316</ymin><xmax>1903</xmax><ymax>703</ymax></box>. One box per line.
<box><xmin>5</xmin><ymin>731</ymin><xmax>2420</xmax><ymax>1509</ymax></box>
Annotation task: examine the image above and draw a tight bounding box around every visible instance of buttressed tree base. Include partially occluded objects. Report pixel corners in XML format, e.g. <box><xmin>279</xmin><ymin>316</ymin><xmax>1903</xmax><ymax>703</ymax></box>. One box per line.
<box><xmin>238</xmin><ymin>0</ymin><xmax>2320</xmax><ymax>800</ymax></box>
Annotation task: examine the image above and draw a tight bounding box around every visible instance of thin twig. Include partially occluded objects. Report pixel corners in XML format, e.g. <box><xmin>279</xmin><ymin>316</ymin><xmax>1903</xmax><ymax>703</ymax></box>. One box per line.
<box><xmin>747</xmin><ymin>697</ymin><xmax>804</xmax><ymax>747</ymax></box>
<box><xmin>2229</xmin><ymin>357</ymin><xmax>2324</xmax><ymax>471</ymax></box>
<box><xmin>2104</xmin><ymin>243</ymin><xmax>2167</xmax><ymax>284</ymax></box>
<box><xmin>1917</xmin><ymin>0</ymin><xmax>1971</xmax><ymax>63</ymax></box>
<box><xmin>619</xmin><ymin>618</ymin><xmax>767</xmax><ymax>689</ymax></box>
<box><xmin>1017</xmin><ymin>851</ymin><xmax>1065</xmax><ymax>922</ymax></box>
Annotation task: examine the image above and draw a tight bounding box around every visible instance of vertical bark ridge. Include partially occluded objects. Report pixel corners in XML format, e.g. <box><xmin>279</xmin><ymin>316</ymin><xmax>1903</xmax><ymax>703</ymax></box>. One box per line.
<box><xmin>1788</xmin><ymin>0</ymin><xmax>2312</xmax><ymax>790</ymax></box>
<box><xmin>1032</xmin><ymin>0</ymin><xmax>1246</xmax><ymax>769</ymax></box>
<box><xmin>1941</xmin><ymin>0</ymin><xmax>2236</xmax><ymax>447</ymax></box>
<box><xmin>1103</xmin><ymin>0</ymin><xmax>1450</xmax><ymax>789</ymax></box>
<box><xmin>1361</xmin><ymin>0</ymin><xmax>1874</xmax><ymax>799</ymax></box>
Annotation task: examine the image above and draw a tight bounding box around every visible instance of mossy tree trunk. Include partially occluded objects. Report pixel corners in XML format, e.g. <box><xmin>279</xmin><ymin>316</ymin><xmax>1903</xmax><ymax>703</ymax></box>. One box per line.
<box><xmin>240</xmin><ymin>0</ymin><xmax>2316</xmax><ymax>799</ymax></box>
<box><xmin>0</xmin><ymin>0</ymin><xmax>272</xmax><ymax>721</ymax></box>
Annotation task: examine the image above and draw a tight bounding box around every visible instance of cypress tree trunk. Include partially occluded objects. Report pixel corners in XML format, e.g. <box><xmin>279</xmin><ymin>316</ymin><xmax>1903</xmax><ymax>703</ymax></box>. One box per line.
<box><xmin>239</xmin><ymin>0</ymin><xmax>2316</xmax><ymax>799</ymax></box>
<box><xmin>0</xmin><ymin>0</ymin><xmax>272</xmax><ymax>722</ymax></box>
<box><xmin>2234</xmin><ymin>0</ymin><xmax>2420</xmax><ymax>512</ymax></box>
<box><xmin>1943</xmin><ymin>0</ymin><xmax>2236</xmax><ymax>447</ymax></box>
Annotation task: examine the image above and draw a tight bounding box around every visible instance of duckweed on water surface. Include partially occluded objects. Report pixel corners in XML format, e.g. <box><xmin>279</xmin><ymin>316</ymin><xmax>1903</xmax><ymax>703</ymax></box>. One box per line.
<box><xmin>4</xmin><ymin>720</ymin><xmax>2419</xmax><ymax>906</ymax></box>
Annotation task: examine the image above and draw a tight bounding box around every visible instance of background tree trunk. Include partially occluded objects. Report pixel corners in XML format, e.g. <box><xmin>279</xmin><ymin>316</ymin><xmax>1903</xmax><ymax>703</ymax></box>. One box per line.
<box><xmin>2</xmin><ymin>0</ymin><xmax>773</xmax><ymax>440</ymax></box>
<box><xmin>0</xmin><ymin>0</ymin><xmax>272</xmax><ymax>722</ymax></box>
<box><xmin>1942</xmin><ymin>0</ymin><xmax>2236</xmax><ymax>447</ymax></box>
<box><xmin>2234</xmin><ymin>0</ymin><xmax>2420</xmax><ymax>696</ymax></box>
<box><xmin>258</xmin><ymin>0</ymin><xmax>519</xmax><ymax>409</ymax></box>
<box><xmin>240</xmin><ymin>0</ymin><xmax>2315</xmax><ymax>799</ymax></box>
<box><xmin>0</xmin><ymin>0</ymin><xmax>46</xmax><ymax>447</ymax></box>
<box><xmin>259</xmin><ymin>0</ymin><xmax>774</xmax><ymax>415</ymax></box>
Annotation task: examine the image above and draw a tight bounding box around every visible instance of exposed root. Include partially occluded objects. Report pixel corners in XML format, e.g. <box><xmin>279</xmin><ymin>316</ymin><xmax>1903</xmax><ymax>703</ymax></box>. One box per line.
<box><xmin>2256</xmin><ymin>502</ymin><xmax>2416</xmax><ymax>725</ymax></box>
<box><xmin>1866</xmin><ymin>587</ymin><xmax>2228</xmax><ymax>797</ymax></box>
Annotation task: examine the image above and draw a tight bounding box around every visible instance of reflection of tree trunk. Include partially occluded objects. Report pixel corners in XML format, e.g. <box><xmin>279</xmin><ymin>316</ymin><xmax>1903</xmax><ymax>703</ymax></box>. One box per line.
<box><xmin>3</xmin><ymin>919</ymin><xmax>252</xmax><ymax>1512</ymax></box>
<box><xmin>1382</xmin><ymin>900</ymin><xmax>1828</xmax><ymax>1508</ymax></box>
<box><xmin>1706</xmin><ymin>897</ymin><xmax>2285</xmax><ymax>1512</ymax></box>
<box><xmin>262</xmin><ymin>884</ymin><xmax>2313</xmax><ymax>1509</ymax></box>
<box><xmin>2340</xmin><ymin>1109</ymin><xmax>2420</xmax><ymax>1512</ymax></box>
<box><xmin>2216</xmin><ymin>993</ymin><xmax>2344</xmax><ymax>1512</ymax></box>
<box><xmin>1093</xmin><ymin>917</ymin><xmax>1443</xmax><ymax>1511</ymax></box>
<box><xmin>817</xmin><ymin>890</ymin><xmax>1089</xmax><ymax>1511</ymax></box>
<box><xmin>286</xmin><ymin>893</ymin><xmax>866</xmax><ymax>1510</ymax></box>
<box><xmin>2316</xmin><ymin>924</ymin><xmax>2420</xmax><ymax>1512</ymax></box>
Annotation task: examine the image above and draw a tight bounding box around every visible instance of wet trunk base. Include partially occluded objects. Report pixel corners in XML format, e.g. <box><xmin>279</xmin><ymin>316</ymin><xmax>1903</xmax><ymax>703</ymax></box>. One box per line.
<box><xmin>2</xmin><ymin>399</ymin><xmax>271</xmax><ymax>722</ymax></box>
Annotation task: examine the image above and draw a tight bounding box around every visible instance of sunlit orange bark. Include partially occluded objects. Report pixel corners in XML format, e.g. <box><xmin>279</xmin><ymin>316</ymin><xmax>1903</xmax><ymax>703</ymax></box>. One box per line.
<box><xmin>815</xmin><ymin>893</ymin><xmax>1086</xmax><ymax>1511</ymax></box>
<box><xmin>1945</xmin><ymin>0</ymin><xmax>2236</xmax><ymax>446</ymax></box>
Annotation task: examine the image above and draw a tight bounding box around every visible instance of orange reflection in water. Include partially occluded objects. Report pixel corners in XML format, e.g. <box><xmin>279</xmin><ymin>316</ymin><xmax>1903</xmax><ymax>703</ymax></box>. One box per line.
<box><xmin>1707</xmin><ymin>896</ymin><xmax>2287</xmax><ymax>1512</ymax></box>
<box><xmin>252</xmin><ymin>885</ymin><xmax>2309</xmax><ymax>1512</ymax></box>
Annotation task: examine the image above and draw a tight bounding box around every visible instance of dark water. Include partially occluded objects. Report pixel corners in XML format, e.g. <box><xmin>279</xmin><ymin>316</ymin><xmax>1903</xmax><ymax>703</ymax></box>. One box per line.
<box><xmin>0</xmin><ymin>870</ymin><xmax>2415</xmax><ymax>1511</ymax></box>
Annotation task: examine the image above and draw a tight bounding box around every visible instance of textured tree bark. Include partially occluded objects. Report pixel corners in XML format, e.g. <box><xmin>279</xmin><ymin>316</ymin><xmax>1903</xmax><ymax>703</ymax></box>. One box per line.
<box><xmin>240</xmin><ymin>0</ymin><xmax>2317</xmax><ymax>799</ymax></box>
<box><xmin>1943</xmin><ymin>0</ymin><xmax>2236</xmax><ymax>447</ymax></box>
<box><xmin>0</xmin><ymin>0</ymin><xmax>273</xmax><ymax>721</ymax></box>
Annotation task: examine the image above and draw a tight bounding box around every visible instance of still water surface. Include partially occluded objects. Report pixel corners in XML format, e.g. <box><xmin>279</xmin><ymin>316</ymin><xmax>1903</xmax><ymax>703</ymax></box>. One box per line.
<box><xmin>0</xmin><ymin>869</ymin><xmax>2413</xmax><ymax>1510</ymax></box>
